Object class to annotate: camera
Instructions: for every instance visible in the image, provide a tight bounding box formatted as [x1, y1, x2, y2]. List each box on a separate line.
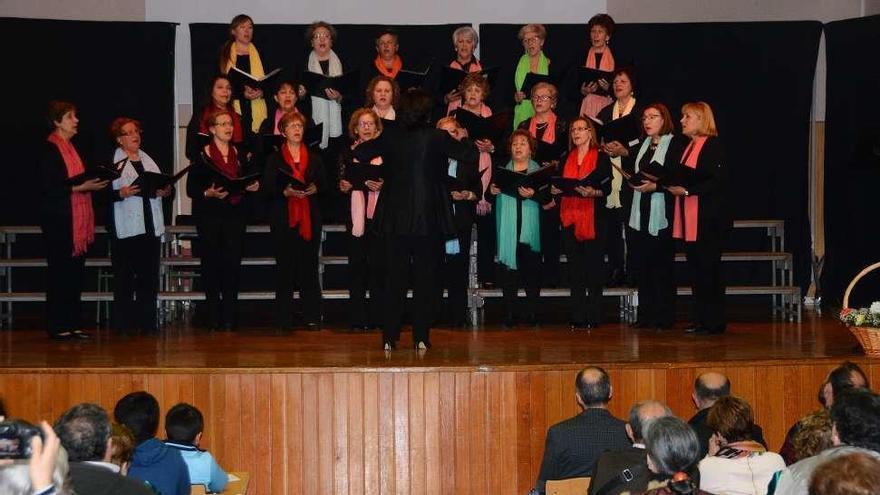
[0, 420, 44, 459]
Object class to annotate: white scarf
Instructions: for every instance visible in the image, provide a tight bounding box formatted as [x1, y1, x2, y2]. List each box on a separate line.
[308, 49, 343, 148]
[606, 97, 636, 209]
[111, 148, 165, 239]
[373, 105, 396, 121]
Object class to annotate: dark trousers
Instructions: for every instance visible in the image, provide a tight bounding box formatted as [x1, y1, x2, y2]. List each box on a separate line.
[500, 243, 542, 320]
[540, 206, 561, 286]
[384, 234, 440, 345]
[564, 227, 606, 324]
[348, 227, 385, 326]
[685, 226, 727, 330]
[273, 225, 322, 327]
[197, 212, 246, 328]
[633, 229, 675, 326]
[476, 211, 496, 285]
[442, 224, 473, 324]
[111, 234, 161, 333]
[45, 233, 85, 336]
[604, 206, 625, 276]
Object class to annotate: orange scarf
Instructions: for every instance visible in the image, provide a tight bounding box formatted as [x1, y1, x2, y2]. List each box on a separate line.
[48, 133, 94, 256]
[673, 136, 707, 242]
[374, 55, 403, 78]
[282, 142, 312, 241]
[560, 147, 598, 241]
[529, 112, 557, 144]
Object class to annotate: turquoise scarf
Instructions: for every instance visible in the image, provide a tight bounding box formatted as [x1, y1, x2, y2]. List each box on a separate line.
[496, 159, 541, 270]
[629, 134, 672, 236]
[513, 52, 549, 129]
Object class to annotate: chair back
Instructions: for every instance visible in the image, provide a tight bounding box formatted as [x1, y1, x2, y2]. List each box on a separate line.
[190, 484, 208, 495]
[545, 476, 592, 495]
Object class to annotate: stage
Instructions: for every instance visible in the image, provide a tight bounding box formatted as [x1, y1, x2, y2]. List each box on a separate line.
[1, 312, 876, 495]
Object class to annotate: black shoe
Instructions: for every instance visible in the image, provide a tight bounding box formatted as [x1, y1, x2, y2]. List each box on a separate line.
[689, 326, 725, 335]
[304, 321, 321, 331]
[49, 331, 73, 341]
[524, 314, 539, 327]
[70, 329, 92, 340]
[502, 316, 517, 329]
[630, 320, 652, 329]
[684, 325, 702, 333]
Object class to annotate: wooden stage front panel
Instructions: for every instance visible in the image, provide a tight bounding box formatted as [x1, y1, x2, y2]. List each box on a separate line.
[0, 316, 877, 495]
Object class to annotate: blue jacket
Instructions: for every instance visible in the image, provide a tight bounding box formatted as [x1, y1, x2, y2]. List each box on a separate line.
[128, 438, 191, 495]
[165, 441, 229, 493]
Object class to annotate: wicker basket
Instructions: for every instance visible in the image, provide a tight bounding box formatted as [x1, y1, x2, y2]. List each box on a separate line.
[843, 261, 880, 358]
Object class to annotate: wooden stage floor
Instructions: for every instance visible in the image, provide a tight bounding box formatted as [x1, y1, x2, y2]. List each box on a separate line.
[0, 311, 864, 371]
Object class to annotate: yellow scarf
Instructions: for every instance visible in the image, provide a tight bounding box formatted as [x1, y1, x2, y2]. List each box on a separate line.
[224, 43, 268, 133]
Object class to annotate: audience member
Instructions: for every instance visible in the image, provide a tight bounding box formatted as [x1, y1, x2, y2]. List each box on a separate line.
[779, 361, 869, 464]
[533, 366, 630, 494]
[114, 391, 191, 495]
[773, 389, 880, 494]
[808, 451, 880, 495]
[109, 422, 135, 475]
[54, 403, 152, 495]
[641, 416, 710, 495]
[589, 400, 672, 495]
[0, 420, 69, 495]
[688, 371, 766, 457]
[790, 410, 833, 463]
[698, 395, 784, 495]
[164, 403, 229, 493]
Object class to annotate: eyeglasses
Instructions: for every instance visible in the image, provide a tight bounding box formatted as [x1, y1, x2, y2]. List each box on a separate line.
[286, 123, 305, 130]
[533, 95, 554, 102]
[642, 114, 662, 122]
[312, 32, 331, 40]
[358, 121, 376, 128]
[570, 126, 589, 132]
[214, 121, 234, 127]
[522, 36, 541, 45]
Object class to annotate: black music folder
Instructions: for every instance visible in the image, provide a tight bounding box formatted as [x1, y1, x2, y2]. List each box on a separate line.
[592, 114, 641, 147]
[67, 165, 120, 186]
[565, 66, 614, 99]
[551, 168, 612, 196]
[450, 109, 509, 142]
[228, 66, 282, 94]
[493, 163, 555, 197]
[276, 167, 309, 191]
[131, 165, 192, 197]
[438, 65, 500, 95]
[519, 72, 556, 97]
[301, 69, 361, 100]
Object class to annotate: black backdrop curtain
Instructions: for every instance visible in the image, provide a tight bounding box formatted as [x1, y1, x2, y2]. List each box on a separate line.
[822, 15, 880, 308]
[189, 23, 467, 111]
[481, 22, 821, 290]
[0, 17, 176, 226]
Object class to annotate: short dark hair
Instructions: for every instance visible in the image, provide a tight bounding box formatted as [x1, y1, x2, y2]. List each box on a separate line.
[706, 395, 755, 443]
[397, 88, 434, 129]
[47, 100, 76, 127]
[54, 403, 111, 462]
[0, 397, 6, 417]
[575, 366, 612, 407]
[376, 27, 399, 45]
[613, 66, 637, 95]
[821, 361, 870, 407]
[509, 129, 538, 158]
[588, 14, 616, 37]
[165, 403, 204, 443]
[830, 389, 880, 452]
[694, 374, 730, 404]
[305, 21, 337, 45]
[113, 391, 160, 445]
[644, 416, 700, 477]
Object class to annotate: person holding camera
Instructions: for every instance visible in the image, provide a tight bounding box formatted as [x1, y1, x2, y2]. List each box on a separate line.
[0, 419, 68, 495]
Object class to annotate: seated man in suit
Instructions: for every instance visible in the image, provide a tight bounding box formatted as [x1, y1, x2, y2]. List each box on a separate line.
[54, 402, 153, 495]
[588, 400, 672, 495]
[688, 371, 765, 457]
[532, 366, 630, 494]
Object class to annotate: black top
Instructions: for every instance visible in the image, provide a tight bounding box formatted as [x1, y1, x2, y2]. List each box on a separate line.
[674, 135, 730, 236]
[69, 462, 154, 495]
[262, 149, 325, 235]
[517, 116, 569, 166]
[234, 55, 252, 98]
[630, 135, 689, 234]
[318, 59, 330, 75]
[371, 126, 479, 237]
[37, 140, 77, 250]
[184, 105, 252, 163]
[186, 147, 257, 218]
[446, 157, 482, 232]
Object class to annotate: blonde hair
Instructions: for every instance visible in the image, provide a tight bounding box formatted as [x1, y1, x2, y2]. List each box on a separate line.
[518, 24, 547, 41]
[681, 101, 718, 137]
[436, 116, 461, 130]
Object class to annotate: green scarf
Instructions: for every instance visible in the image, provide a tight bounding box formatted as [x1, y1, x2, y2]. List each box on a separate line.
[496, 159, 541, 270]
[513, 52, 549, 129]
[629, 134, 672, 236]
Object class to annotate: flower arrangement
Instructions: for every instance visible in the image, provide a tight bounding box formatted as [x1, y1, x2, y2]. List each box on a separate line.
[840, 302, 880, 327]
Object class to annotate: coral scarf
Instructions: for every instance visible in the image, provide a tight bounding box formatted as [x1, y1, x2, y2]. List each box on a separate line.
[580, 47, 615, 118]
[48, 133, 94, 256]
[374, 55, 403, 78]
[199, 105, 244, 144]
[208, 140, 241, 205]
[673, 136, 707, 242]
[283, 142, 312, 241]
[450, 58, 482, 73]
[529, 111, 557, 144]
[560, 147, 599, 241]
[224, 43, 268, 133]
[350, 147, 382, 238]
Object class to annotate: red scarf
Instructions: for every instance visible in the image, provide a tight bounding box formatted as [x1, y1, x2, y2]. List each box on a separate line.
[529, 112, 557, 144]
[199, 105, 244, 143]
[208, 140, 241, 205]
[560, 147, 599, 240]
[282, 142, 312, 241]
[673, 136, 707, 242]
[450, 58, 482, 73]
[47, 133, 95, 256]
[374, 55, 403, 78]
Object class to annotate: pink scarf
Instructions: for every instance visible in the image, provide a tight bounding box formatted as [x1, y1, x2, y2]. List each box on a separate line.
[447, 101, 494, 215]
[48, 133, 94, 256]
[673, 136, 707, 242]
[529, 112, 557, 144]
[350, 146, 383, 237]
[450, 58, 482, 73]
[580, 47, 615, 118]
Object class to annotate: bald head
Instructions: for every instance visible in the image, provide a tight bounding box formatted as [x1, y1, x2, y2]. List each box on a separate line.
[693, 372, 730, 410]
[575, 366, 612, 408]
[628, 400, 673, 443]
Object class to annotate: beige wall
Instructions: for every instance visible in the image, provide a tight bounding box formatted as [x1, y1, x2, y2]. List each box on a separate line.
[608, 0, 863, 22]
[0, 0, 145, 21]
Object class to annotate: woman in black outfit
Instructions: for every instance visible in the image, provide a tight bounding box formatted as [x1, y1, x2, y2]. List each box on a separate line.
[670, 101, 729, 335]
[107, 117, 173, 335]
[626, 103, 688, 331]
[186, 109, 260, 330]
[437, 117, 481, 327]
[219, 14, 269, 134]
[185, 75, 249, 163]
[38, 100, 108, 340]
[263, 112, 325, 330]
[550, 117, 611, 330]
[338, 108, 385, 331]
